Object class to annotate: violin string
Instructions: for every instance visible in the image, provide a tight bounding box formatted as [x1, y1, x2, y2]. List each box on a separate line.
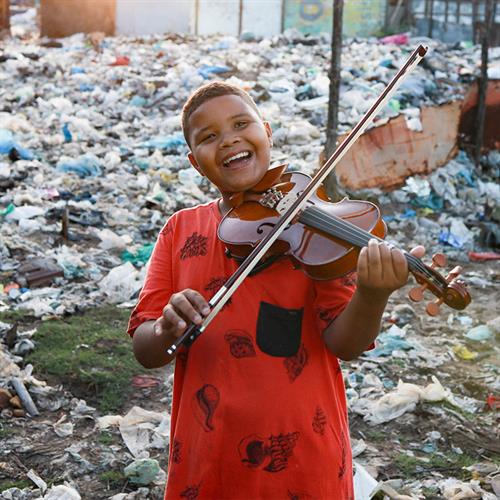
[302, 207, 439, 283]
[301, 207, 430, 276]
[301, 208, 435, 281]
[299, 206, 442, 286]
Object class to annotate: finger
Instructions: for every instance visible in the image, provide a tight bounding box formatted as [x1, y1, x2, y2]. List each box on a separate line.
[184, 289, 211, 316]
[157, 304, 185, 334]
[391, 248, 409, 283]
[367, 239, 382, 282]
[357, 245, 368, 282]
[378, 242, 392, 281]
[409, 245, 425, 258]
[170, 293, 203, 325]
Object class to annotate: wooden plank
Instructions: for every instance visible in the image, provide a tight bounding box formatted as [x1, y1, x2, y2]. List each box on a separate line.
[40, 0, 116, 38]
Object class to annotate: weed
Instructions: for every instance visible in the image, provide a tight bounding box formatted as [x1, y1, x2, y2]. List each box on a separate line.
[26, 306, 147, 413]
[98, 431, 115, 445]
[0, 479, 32, 491]
[100, 470, 126, 489]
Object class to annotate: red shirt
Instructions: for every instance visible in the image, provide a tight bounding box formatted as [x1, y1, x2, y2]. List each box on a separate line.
[128, 200, 357, 499]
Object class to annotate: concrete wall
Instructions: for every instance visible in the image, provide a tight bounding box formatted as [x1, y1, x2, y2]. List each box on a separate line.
[116, 0, 191, 36]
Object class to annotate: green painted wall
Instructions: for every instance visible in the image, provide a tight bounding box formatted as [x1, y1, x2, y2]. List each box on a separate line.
[283, 0, 386, 37]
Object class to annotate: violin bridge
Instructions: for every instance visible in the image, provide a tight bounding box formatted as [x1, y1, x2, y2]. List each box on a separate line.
[260, 188, 296, 214]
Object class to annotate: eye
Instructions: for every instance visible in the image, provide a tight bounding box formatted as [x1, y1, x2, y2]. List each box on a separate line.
[200, 132, 216, 143]
[235, 120, 248, 129]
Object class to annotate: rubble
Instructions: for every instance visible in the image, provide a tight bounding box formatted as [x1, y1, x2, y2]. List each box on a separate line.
[0, 6, 499, 500]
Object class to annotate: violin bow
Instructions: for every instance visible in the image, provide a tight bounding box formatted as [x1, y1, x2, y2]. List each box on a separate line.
[167, 45, 428, 355]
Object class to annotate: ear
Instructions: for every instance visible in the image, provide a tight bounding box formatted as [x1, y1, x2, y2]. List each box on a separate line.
[264, 121, 273, 146]
[188, 152, 205, 177]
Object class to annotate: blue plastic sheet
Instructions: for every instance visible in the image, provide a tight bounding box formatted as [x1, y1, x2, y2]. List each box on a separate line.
[56, 153, 103, 178]
[0, 129, 35, 160]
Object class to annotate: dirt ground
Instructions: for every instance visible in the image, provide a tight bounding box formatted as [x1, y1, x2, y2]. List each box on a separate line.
[1, 260, 499, 499]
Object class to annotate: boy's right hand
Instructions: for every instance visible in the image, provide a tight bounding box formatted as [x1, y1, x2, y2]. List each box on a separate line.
[154, 289, 211, 339]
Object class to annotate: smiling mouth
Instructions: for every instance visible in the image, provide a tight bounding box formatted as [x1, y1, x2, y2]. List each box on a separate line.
[222, 151, 253, 168]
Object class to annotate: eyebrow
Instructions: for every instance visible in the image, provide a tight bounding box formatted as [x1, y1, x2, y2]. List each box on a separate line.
[193, 113, 252, 139]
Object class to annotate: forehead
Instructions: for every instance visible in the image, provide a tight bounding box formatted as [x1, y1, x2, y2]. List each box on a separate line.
[189, 94, 258, 132]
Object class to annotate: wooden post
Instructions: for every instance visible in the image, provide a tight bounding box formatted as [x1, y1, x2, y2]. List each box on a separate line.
[427, 0, 434, 38]
[324, 0, 344, 201]
[474, 0, 495, 165]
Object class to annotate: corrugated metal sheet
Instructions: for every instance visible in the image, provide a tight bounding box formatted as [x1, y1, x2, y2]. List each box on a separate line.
[335, 101, 462, 190]
[459, 79, 500, 151]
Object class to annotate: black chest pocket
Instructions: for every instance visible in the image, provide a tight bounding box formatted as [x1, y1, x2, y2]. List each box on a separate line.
[256, 301, 304, 357]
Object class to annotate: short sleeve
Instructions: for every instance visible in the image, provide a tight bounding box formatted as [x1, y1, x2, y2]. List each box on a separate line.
[127, 219, 175, 336]
[313, 272, 357, 331]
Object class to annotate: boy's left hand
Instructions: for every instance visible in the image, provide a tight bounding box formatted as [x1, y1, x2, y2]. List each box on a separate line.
[356, 239, 425, 302]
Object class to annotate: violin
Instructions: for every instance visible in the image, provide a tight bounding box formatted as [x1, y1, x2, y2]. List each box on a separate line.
[166, 45, 471, 356]
[219, 164, 471, 316]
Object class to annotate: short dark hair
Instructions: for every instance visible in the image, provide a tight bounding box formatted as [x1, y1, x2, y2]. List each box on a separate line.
[182, 81, 261, 147]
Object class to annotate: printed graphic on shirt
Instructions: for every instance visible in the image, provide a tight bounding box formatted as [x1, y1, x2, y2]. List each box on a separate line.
[180, 482, 201, 499]
[192, 384, 220, 432]
[256, 302, 303, 357]
[239, 432, 300, 472]
[224, 330, 256, 358]
[312, 406, 327, 436]
[204, 276, 232, 306]
[180, 232, 208, 260]
[284, 343, 308, 382]
[172, 439, 181, 464]
[338, 430, 347, 479]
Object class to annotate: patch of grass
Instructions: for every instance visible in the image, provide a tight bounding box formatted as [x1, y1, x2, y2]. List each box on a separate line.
[0, 424, 11, 439]
[98, 431, 115, 445]
[364, 429, 386, 442]
[100, 469, 126, 489]
[0, 479, 32, 491]
[26, 306, 147, 413]
[0, 309, 34, 324]
[394, 451, 477, 479]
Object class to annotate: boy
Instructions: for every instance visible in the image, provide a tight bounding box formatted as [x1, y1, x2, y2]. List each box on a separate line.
[128, 81, 423, 499]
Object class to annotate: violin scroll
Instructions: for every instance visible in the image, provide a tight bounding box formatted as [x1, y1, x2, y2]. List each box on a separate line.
[409, 253, 471, 315]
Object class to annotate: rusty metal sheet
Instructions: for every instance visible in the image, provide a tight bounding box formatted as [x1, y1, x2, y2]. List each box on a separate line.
[335, 101, 462, 190]
[0, 0, 9, 31]
[40, 0, 116, 38]
[459, 79, 500, 151]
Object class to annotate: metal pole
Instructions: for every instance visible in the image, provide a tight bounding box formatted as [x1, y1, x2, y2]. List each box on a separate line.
[324, 0, 344, 201]
[474, 0, 495, 165]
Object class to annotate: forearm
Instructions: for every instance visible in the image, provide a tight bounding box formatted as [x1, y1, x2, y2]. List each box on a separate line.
[322, 288, 388, 361]
[132, 320, 176, 368]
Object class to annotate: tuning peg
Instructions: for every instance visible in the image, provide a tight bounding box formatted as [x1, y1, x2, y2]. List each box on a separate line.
[426, 298, 443, 316]
[409, 284, 426, 302]
[431, 253, 447, 268]
[446, 265, 462, 282]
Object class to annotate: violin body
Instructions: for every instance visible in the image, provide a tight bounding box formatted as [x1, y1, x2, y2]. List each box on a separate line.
[218, 171, 386, 280]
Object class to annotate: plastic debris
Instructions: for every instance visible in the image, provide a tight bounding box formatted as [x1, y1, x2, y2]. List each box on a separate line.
[124, 458, 162, 486]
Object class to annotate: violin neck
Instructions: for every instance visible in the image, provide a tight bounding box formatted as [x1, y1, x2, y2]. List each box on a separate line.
[299, 206, 419, 272]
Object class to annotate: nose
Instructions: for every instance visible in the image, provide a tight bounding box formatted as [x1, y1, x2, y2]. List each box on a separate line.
[220, 130, 240, 148]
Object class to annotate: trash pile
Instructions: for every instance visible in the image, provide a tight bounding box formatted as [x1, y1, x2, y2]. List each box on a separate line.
[1, 7, 499, 500]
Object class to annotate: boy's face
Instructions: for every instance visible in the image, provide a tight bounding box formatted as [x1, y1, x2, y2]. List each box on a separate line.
[187, 94, 272, 196]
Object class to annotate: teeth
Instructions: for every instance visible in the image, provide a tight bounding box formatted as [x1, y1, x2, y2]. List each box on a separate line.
[223, 151, 250, 165]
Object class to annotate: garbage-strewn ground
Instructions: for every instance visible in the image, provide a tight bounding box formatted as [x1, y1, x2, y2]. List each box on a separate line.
[0, 7, 499, 500]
